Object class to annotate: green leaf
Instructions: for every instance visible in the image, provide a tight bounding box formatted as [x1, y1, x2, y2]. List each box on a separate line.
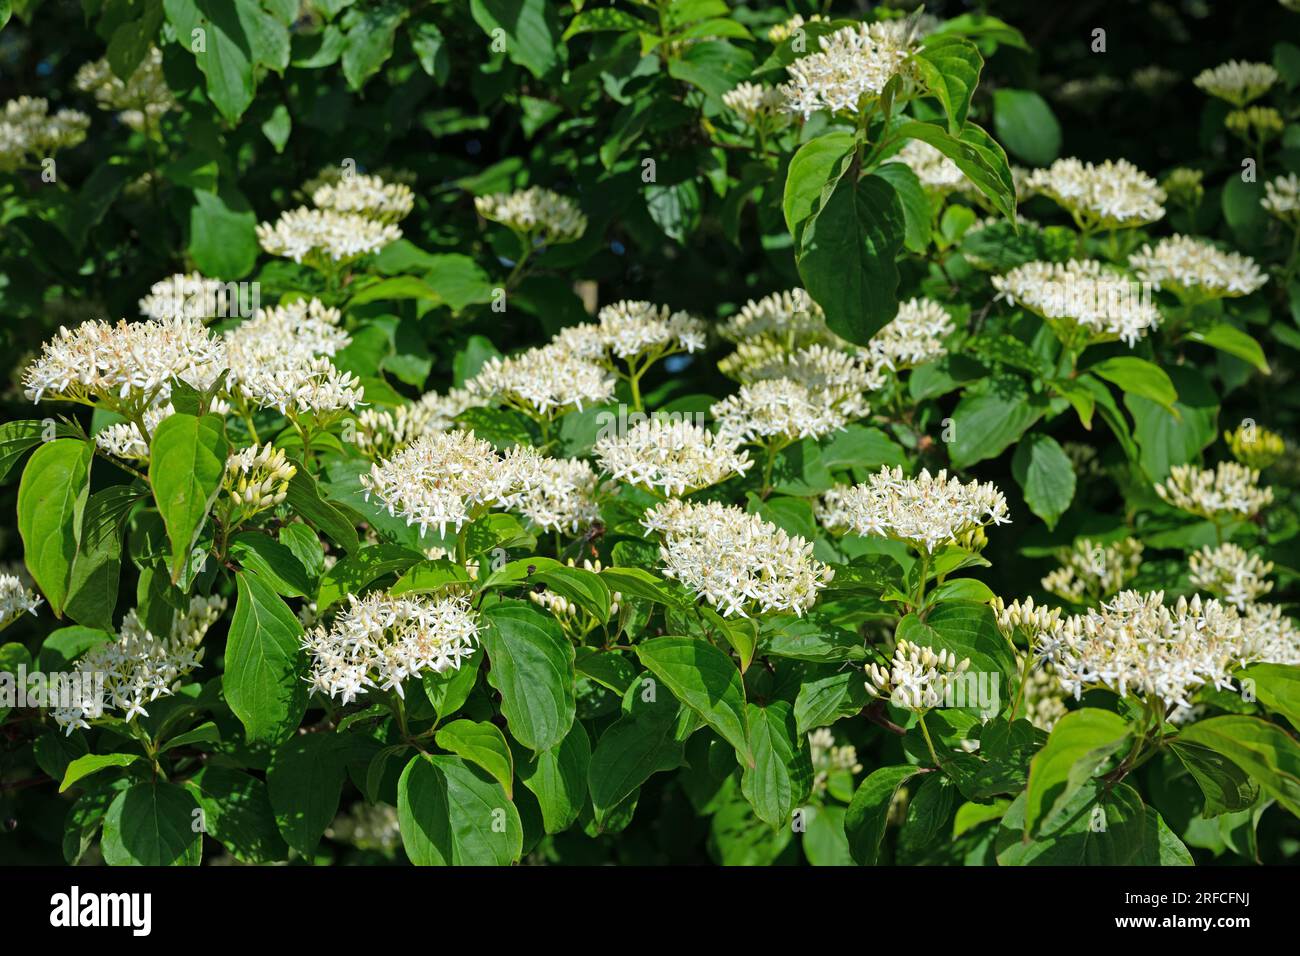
[60, 753, 143, 793]
[897, 602, 1015, 691]
[898, 773, 958, 859]
[187, 189, 258, 280]
[532, 565, 611, 621]
[1169, 740, 1260, 816]
[741, 701, 812, 828]
[422, 647, 482, 720]
[562, 7, 645, 39]
[101, 781, 202, 866]
[17, 438, 93, 617]
[798, 172, 906, 345]
[228, 531, 312, 598]
[65, 485, 139, 630]
[1176, 715, 1300, 818]
[149, 413, 229, 584]
[284, 466, 360, 554]
[316, 543, 423, 612]
[0, 420, 75, 483]
[434, 719, 515, 797]
[947, 375, 1045, 470]
[844, 765, 925, 865]
[518, 721, 590, 834]
[636, 636, 753, 765]
[666, 40, 753, 98]
[598, 567, 682, 607]
[397, 753, 522, 865]
[1011, 433, 1076, 530]
[874, 161, 932, 253]
[159, 720, 221, 753]
[794, 670, 871, 735]
[267, 733, 347, 857]
[991, 89, 1062, 166]
[1241, 663, 1300, 731]
[996, 781, 1152, 865]
[1186, 323, 1270, 374]
[1123, 365, 1218, 481]
[896, 121, 1016, 221]
[588, 693, 685, 823]
[163, 0, 287, 123]
[469, 0, 562, 78]
[340, 1, 406, 90]
[1090, 356, 1178, 412]
[184, 765, 287, 863]
[224, 569, 308, 746]
[915, 35, 983, 133]
[479, 600, 576, 753]
[782, 131, 855, 245]
[1024, 708, 1130, 837]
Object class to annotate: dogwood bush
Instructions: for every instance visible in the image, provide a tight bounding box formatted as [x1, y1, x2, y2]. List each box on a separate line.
[1, 1, 1298, 867]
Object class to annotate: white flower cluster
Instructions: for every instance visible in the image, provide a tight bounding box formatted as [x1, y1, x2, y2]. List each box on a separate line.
[1262, 173, 1300, 223]
[355, 387, 484, 459]
[138, 272, 241, 322]
[224, 443, 297, 518]
[768, 13, 825, 43]
[1129, 235, 1267, 299]
[474, 186, 586, 244]
[0, 96, 90, 172]
[558, 300, 707, 361]
[1018, 657, 1069, 732]
[991, 259, 1162, 347]
[94, 402, 175, 460]
[718, 289, 830, 346]
[302, 592, 480, 705]
[779, 21, 917, 119]
[503, 455, 601, 533]
[642, 499, 833, 617]
[73, 47, 175, 133]
[594, 418, 751, 496]
[864, 640, 972, 713]
[23, 315, 225, 409]
[52, 595, 226, 733]
[808, 728, 862, 797]
[711, 377, 860, 445]
[1193, 60, 1278, 105]
[1154, 462, 1274, 520]
[1026, 158, 1166, 229]
[886, 139, 968, 192]
[722, 82, 789, 125]
[312, 172, 414, 223]
[827, 467, 1011, 552]
[1041, 537, 1144, 605]
[1238, 603, 1300, 667]
[256, 206, 402, 268]
[992, 595, 1064, 640]
[360, 430, 543, 537]
[1188, 542, 1274, 609]
[467, 343, 615, 416]
[0, 574, 42, 630]
[730, 342, 884, 397]
[865, 298, 955, 371]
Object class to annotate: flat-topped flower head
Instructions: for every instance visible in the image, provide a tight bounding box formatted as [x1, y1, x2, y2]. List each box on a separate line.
[722, 82, 790, 126]
[1188, 542, 1274, 610]
[779, 21, 918, 119]
[886, 139, 968, 192]
[224, 443, 297, 519]
[1041, 537, 1143, 605]
[1129, 235, 1267, 299]
[138, 272, 245, 322]
[94, 401, 175, 460]
[730, 342, 883, 397]
[474, 186, 586, 244]
[1154, 462, 1273, 521]
[1237, 603, 1300, 667]
[51, 595, 225, 733]
[1193, 60, 1278, 106]
[256, 206, 401, 267]
[355, 387, 485, 459]
[561, 300, 707, 361]
[23, 316, 225, 409]
[642, 498, 833, 617]
[866, 298, 956, 371]
[594, 418, 751, 496]
[0, 96, 90, 171]
[501, 455, 601, 534]
[0, 574, 42, 631]
[808, 728, 862, 797]
[712, 377, 860, 446]
[1026, 158, 1165, 229]
[303, 592, 479, 704]
[833, 466, 1011, 553]
[1262, 173, 1300, 224]
[73, 48, 175, 132]
[1225, 422, 1286, 470]
[992, 595, 1064, 642]
[360, 430, 544, 538]
[992, 259, 1162, 347]
[312, 173, 414, 223]
[719, 288, 830, 345]
[226, 298, 349, 362]
[865, 640, 972, 713]
[467, 343, 615, 417]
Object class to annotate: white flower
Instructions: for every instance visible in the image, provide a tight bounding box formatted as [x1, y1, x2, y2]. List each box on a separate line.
[865, 640, 972, 713]
[501, 455, 602, 533]
[355, 388, 485, 459]
[719, 288, 829, 345]
[1237, 603, 1300, 666]
[831, 467, 1011, 552]
[594, 418, 751, 496]
[94, 402, 175, 460]
[0, 96, 89, 172]
[0, 574, 42, 630]
[992, 259, 1162, 347]
[73, 47, 175, 132]
[1188, 543, 1274, 610]
[312, 173, 414, 223]
[224, 443, 297, 517]
[474, 186, 586, 244]
[1026, 158, 1166, 229]
[1129, 235, 1267, 299]
[730, 343, 884, 397]
[360, 430, 544, 538]
[256, 206, 401, 266]
[303, 592, 479, 704]
[712, 377, 862, 445]
[808, 728, 861, 797]
[1041, 537, 1143, 605]
[779, 22, 917, 119]
[558, 300, 707, 361]
[722, 82, 789, 125]
[1154, 462, 1273, 520]
[1193, 60, 1278, 106]
[138, 272, 246, 322]
[642, 499, 833, 617]
[466, 343, 615, 416]
[865, 298, 955, 371]
[1262, 173, 1300, 223]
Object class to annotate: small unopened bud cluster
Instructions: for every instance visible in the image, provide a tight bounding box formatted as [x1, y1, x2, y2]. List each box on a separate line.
[1025, 158, 1166, 230]
[1225, 106, 1284, 143]
[722, 82, 789, 126]
[808, 727, 862, 797]
[225, 444, 297, 518]
[1225, 423, 1285, 470]
[474, 186, 586, 244]
[864, 640, 972, 713]
[1040, 537, 1143, 605]
[1154, 462, 1273, 521]
[1263, 173, 1300, 223]
[0, 96, 90, 172]
[312, 173, 414, 223]
[1128, 235, 1267, 300]
[1193, 60, 1278, 106]
[530, 560, 622, 621]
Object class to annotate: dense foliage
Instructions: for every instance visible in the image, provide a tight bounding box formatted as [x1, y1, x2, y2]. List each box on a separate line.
[1, 0, 1300, 867]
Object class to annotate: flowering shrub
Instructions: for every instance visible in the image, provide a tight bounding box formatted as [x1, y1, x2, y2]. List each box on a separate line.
[1, 1, 1299, 868]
